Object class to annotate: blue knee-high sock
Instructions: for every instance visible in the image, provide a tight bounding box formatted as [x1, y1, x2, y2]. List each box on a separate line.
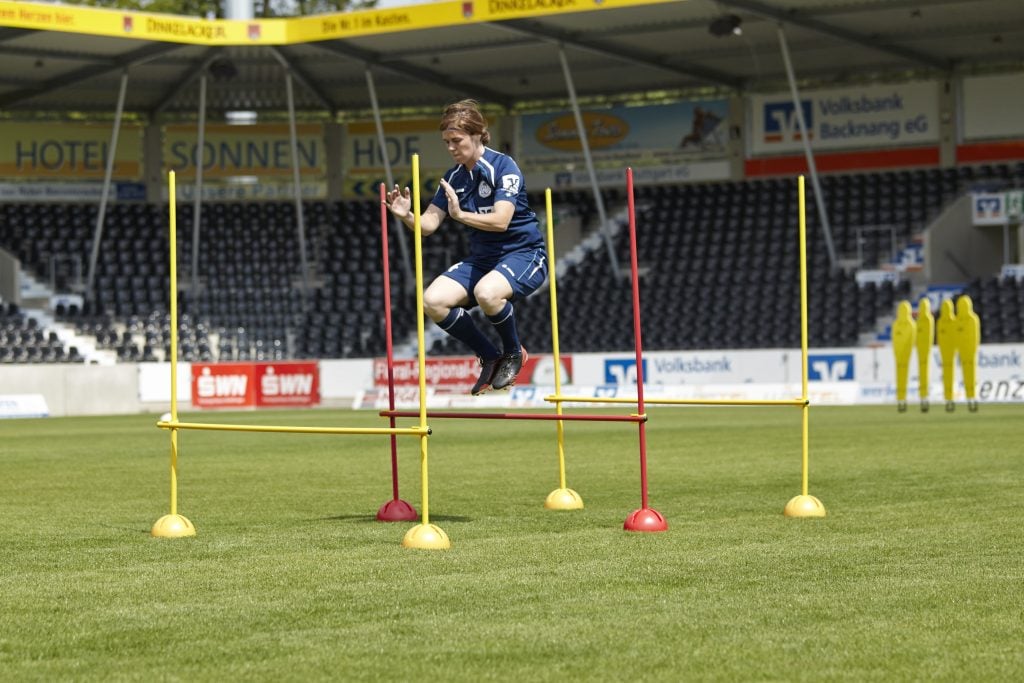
[487, 302, 521, 355]
[439, 308, 500, 360]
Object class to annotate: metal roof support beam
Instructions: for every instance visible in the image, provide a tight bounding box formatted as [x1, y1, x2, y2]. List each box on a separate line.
[268, 46, 315, 305]
[776, 24, 836, 271]
[557, 45, 621, 279]
[85, 69, 129, 303]
[722, 0, 952, 71]
[0, 42, 180, 109]
[190, 73, 208, 298]
[151, 48, 223, 117]
[492, 20, 744, 90]
[313, 41, 513, 109]
[283, 69, 312, 308]
[0, 27, 32, 43]
[269, 46, 336, 114]
[365, 66, 413, 292]
[0, 44, 117, 63]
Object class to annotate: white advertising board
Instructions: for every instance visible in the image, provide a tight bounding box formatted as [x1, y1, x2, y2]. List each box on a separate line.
[962, 73, 1024, 140]
[138, 344, 1024, 409]
[0, 394, 49, 418]
[749, 81, 939, 155]
[972, 191, 1024, 226]
[529, 159, 731, 189]
[137, 363, 192, 402]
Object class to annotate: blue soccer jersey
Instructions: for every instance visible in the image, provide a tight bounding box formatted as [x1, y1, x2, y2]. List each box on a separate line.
[430, 147, 544, 260]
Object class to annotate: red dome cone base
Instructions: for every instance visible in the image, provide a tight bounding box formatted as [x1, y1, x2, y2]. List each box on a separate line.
[376, 498, 418, 521]
[623, 507, 668, 532]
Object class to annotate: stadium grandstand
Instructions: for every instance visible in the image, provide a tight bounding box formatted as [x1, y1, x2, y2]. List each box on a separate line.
[1, 0, 1023, 375]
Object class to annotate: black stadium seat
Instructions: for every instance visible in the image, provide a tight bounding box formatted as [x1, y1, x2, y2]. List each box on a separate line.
[1, 166, 1022, 362]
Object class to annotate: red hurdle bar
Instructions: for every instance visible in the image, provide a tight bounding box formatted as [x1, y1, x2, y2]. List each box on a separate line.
[382, 410, 646, 423]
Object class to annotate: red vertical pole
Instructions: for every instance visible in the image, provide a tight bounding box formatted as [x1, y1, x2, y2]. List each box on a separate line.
[380, 183, 400, 501]
[626, 168, 649, 509]
[376, 183, 417, 521]
[623, 168, 667, 532]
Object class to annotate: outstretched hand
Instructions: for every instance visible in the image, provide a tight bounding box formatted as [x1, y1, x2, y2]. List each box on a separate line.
[384, 184, 412, 219]
[439, 179, 461, 219]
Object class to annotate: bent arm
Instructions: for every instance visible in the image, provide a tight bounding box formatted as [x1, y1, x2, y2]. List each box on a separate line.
[393, 203, 446, 236]
[450, 200, 514, 233]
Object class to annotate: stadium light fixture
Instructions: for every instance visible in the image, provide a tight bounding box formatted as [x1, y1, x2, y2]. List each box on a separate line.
[708, 14, 742, 37]
[225, 110, 258, 125]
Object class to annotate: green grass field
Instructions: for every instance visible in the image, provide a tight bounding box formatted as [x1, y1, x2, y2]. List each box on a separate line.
[2, 404, 1022, 681]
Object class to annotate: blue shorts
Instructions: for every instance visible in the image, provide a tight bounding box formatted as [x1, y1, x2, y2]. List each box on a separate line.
[440, 247, 548, 308]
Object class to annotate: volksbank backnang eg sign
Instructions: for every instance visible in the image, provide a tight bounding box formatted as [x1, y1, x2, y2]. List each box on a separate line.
[751, 81, 938, 155]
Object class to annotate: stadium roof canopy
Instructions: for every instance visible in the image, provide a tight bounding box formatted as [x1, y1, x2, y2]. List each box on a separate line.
[1, 0, 1023, 120]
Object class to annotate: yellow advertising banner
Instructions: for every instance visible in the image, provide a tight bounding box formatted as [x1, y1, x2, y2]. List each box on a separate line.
[0, 122, 143, 179]
[164, 123, 326, 179]
[286, 5, 464, 42]
[0, 0, 681, 45]
[345, 118, 457, 173]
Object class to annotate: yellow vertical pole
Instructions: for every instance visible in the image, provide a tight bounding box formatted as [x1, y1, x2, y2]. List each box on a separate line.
[412, 155, 430, 526]
[151, 171, 195, 537]
[545, 189, 568, 490]
[169, 170, 180, 516]
[401, 155, 450, 548]
[798, 175, 809, 497]
[541, 189, 583, 511]
[783, 174, 824, 518]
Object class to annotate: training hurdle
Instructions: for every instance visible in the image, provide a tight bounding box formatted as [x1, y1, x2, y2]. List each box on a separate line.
[153, 166, 450, 550]
[547, 174, 826, 518]
[381, 171, 667, 532]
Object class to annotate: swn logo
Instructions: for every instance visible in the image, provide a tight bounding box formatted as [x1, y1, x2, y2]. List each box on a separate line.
[257, 362, 319, 406]
[605, 359, 647, 385]
[808, 354, 855, 381]
[261, 367, 314, 397]
[197, 367, 248, 397]
[763, 100, 814, 143]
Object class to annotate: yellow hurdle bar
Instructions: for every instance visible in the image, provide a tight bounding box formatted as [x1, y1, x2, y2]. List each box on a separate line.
[544, 395, 807, 407]
[157, 421, 429, 436]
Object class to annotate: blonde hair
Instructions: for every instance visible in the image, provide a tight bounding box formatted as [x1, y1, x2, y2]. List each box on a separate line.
[439, 99, 491, 145]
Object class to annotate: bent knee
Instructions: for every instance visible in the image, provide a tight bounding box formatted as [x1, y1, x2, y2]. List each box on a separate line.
[473, 282, 508, 309]
[422, 291, 452, 320]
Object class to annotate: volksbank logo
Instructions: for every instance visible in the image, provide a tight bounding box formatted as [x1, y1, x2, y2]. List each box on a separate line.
[974, 195, 1005, 220]
[764, 101, 813, 143]
[808, 354, 854, 381]
[605, 359, 646, 385]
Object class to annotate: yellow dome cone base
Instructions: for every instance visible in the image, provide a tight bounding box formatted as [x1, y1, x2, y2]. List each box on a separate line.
[402, 523, 451, 550]
[545, 488, 584, 510]
[784, 495, 827, 518]
[151, 514, 196, 538]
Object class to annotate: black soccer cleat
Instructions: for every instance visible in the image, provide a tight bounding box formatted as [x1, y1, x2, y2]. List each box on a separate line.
[471, 355, 501, 396]
[491, 347, 528, 391]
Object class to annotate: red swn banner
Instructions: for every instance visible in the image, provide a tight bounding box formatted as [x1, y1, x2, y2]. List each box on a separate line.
[374, 355, 572, 388]
[192, 362, 319, 408]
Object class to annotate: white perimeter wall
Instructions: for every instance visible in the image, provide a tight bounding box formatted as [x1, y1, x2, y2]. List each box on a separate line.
[2, 344, 1023, 417]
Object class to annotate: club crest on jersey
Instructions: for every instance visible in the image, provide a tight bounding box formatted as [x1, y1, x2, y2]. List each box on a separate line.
[477, 181, 492, 198]
[501, 174, 521, 195]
